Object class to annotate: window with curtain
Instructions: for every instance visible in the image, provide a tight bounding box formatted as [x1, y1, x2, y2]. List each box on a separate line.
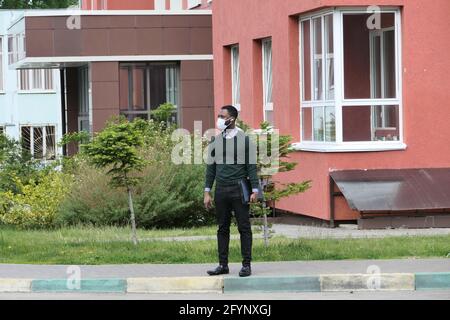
[262, 38, 273, 125]
[231, 45, 240, 110]
[18, 69, 54, 91]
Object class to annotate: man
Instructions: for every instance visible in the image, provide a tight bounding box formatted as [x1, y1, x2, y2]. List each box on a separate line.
[204, 105, 259, 277]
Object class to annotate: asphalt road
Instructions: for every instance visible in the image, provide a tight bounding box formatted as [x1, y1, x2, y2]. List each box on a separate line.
[0, 290, 449, 300]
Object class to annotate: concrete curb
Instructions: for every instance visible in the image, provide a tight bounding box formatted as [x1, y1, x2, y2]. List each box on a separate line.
[224, 276, 320, 293]
[320, 273, 415, 292]
[415, 272, 450, 291]
[31, 279, 126, 293]
[0, 279, 32, 293]
[1, 272, 449, 293]
[127, 277, 223, 294]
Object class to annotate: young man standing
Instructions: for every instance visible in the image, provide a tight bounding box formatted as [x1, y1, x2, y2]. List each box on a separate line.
[204, 105, 259, 277]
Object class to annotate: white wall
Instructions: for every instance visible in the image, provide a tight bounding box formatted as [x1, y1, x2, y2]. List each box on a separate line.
[0, 11, 63, 156]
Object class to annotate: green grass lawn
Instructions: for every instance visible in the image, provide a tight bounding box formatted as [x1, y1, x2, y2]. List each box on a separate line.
[0, 225, 239, 241]
[0, 227, 449, 265]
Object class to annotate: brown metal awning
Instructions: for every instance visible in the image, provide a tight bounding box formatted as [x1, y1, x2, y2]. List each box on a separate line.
[330, 168, 450, 213]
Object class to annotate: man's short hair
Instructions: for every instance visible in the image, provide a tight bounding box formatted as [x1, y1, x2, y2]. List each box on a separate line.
[221, 105, 239, 119]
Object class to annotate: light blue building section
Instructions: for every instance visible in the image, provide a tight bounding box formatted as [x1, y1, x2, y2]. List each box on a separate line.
[0, 10, 63, 156]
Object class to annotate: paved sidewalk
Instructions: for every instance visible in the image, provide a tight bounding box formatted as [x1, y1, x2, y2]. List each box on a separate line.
[115, 224, 450, 243]
[0, 258, 448, 279]
[270, 224, 450, 239]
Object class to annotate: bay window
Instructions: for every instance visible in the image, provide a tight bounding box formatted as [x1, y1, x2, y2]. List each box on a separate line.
[262, 38, 273, 125]
[299, 8, 403, 152]
[231, 45, 240, 110]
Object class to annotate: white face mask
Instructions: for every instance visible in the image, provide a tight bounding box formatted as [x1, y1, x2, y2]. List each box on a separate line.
[216, 118, 228, 130]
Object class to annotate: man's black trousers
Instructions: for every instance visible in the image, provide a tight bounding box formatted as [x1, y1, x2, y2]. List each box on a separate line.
[214, 183, 252, 266]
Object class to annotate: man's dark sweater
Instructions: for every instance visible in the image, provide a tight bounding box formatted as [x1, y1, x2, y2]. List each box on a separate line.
[205, 129, 259, 190]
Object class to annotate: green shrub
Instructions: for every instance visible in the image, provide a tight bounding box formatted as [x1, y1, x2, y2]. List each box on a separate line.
[0, 134, 41, 194]
[57, 119, 214, 229]
[56, 157, 129, 227]
[135, 161, 213, 228]
[0, 172, 72, 229]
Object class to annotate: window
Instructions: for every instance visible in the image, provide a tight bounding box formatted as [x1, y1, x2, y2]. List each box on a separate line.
[0, 36, 4, 92]
[119, 63, 179, 122]
[231, 45, 240, 110]
[188, 0, 202, 9]
[21, 125, 57, 160]
[299, 8, 402, 151]
[8, 33, 25, 65]
[18, 69, 54, 92]
[78, 67, 90, 133]
[301, 13, 335, 143]
[262, 39, 273, 125]
[170, 0, 183, 10]
[89, 0, 108, 9]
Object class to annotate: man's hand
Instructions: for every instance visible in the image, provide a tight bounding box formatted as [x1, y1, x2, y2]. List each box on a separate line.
[204, 192, 213, 209]
[250, 193, 258, 203]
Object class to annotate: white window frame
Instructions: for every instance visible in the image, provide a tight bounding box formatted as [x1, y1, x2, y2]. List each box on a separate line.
[370, 27, 397, 131]
[155, 0, 166, 10]
[188, 0, 202, 9]
[262, 38, 273, 123]
[90, 0, 108, 10]
[297, 7, 405, 152]
[20, 124, 58, 161]
[7, 33, 25, 65]
[170, 0, 183, 11]
[231, 45, 241, 111]
[17, 69, 56, 93]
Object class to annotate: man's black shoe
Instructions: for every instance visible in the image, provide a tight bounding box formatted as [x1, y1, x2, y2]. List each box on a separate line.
[207, 265, 229, 276]
[239, 265, 252, 277]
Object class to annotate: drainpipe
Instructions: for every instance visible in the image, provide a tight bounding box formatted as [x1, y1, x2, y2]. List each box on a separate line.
[329, 176, 335, 228]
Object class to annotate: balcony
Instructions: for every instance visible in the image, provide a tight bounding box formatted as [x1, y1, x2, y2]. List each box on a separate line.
[7, 9, 212, 70]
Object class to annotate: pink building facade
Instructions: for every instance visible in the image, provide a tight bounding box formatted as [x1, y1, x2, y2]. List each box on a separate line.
[212, 0, 450, 227]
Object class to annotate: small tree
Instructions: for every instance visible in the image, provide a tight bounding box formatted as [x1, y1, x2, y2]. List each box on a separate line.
[150, 103, 176, 127]
[238, 120, 312, 247]
[82, 117, 145, 245]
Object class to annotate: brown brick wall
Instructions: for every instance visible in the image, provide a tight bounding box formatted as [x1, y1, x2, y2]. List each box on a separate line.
[180, 60, 214, 133]
[25, 15, 212, 57]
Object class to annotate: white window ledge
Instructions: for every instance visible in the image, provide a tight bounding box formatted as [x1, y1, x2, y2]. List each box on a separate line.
[291, 142, 407, 153]
[17, 90, 57, 95]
